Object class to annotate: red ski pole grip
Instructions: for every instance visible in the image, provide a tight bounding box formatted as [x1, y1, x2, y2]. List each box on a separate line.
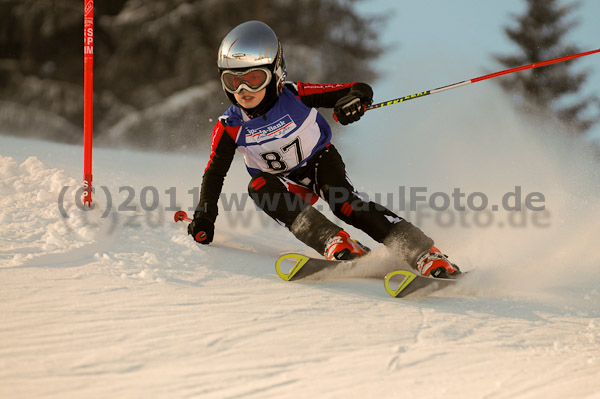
[195, 231, 208, 242]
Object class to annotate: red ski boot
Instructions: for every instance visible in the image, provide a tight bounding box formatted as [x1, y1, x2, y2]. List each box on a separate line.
[325, 230, 369, 261]
[416, 246, 461, 278]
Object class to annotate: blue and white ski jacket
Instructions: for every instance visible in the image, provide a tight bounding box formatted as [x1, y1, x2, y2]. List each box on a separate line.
[197, 81, 372, 222]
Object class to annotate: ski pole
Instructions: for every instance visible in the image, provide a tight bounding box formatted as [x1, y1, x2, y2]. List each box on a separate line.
[174, 210, 209, 242]
[334, 48, 600, 120]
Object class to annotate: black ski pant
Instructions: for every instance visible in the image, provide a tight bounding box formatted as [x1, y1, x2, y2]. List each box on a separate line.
[248, 145, 433, 264]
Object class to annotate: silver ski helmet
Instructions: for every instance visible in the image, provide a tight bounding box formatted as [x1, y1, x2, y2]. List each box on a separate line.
[217, 21, 287, 111]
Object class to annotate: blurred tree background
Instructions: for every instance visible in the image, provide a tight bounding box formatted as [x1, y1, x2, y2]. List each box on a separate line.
[0, 0, 385, 151]
[494, 0, 599, 134]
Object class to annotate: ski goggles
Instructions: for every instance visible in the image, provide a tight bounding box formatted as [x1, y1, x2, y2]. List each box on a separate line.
[220, 68, 272, 94]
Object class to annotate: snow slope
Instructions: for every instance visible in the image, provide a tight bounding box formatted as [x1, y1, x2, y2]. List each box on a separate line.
[2, 88, 600, 398]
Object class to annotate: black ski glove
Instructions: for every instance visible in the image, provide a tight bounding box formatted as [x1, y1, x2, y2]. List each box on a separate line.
[188, 216, 215, 245]
[333, 83, 373, 125]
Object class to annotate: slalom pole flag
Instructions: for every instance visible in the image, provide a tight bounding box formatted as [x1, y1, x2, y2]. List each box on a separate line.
[334, 48, 600, 120]
[83, 0, 94, 207]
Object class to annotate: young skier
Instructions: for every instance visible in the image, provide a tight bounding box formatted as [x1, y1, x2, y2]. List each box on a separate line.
[188, 20, 460, 278]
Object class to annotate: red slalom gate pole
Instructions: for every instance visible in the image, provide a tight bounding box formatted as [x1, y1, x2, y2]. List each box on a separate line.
[82, 0, 94, 207]
[333, 48, 600, 120]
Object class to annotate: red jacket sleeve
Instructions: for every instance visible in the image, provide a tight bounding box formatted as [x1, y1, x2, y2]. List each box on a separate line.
[294, 82, 373, 108]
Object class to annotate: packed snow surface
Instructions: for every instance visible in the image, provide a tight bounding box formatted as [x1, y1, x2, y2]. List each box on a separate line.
[2, 90, 600, 398]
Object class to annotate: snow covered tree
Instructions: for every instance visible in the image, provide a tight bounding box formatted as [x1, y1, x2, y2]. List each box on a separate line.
[494, 0, 599, 133]
[0, 0, 386, 150]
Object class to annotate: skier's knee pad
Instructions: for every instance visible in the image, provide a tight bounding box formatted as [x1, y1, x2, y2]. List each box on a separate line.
[247, 172, 284, 195]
